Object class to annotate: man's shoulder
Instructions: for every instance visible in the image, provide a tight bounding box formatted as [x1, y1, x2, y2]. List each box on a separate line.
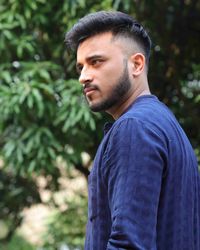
[107, 95, 179, 142]
[114, 95, 162, 124]
[124, 95, 170, 119]
[118, 95, 175, 128]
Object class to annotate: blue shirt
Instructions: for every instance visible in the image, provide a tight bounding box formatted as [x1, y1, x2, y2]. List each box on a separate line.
[85, 95, 200, 250]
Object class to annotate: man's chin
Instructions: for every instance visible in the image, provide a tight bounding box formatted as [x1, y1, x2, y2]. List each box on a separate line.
[90, 104, 103, 112]
[89, 101, 105, 112]
[89, 100, 115, 113]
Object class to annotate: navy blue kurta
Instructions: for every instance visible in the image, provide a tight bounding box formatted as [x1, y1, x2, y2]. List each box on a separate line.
[85, 95, 200, 250]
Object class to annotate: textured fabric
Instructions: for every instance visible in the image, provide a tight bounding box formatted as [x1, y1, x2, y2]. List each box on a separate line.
[84, 95, 200, 250]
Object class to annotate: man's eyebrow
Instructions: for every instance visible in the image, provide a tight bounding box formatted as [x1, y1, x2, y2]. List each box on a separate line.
[78, 54, 106, 64]
[87, 54, 105, 60]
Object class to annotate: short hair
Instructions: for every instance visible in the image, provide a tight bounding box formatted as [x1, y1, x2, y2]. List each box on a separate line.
[65, 11, 152, 66]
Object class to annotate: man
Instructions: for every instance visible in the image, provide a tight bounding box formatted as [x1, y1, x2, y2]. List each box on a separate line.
[65, 11, 200, 250]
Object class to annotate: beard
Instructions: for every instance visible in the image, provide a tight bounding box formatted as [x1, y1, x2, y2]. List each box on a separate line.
[86, 62, 131, 112]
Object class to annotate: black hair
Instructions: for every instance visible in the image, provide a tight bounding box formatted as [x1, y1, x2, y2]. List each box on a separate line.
[65, 11, 152, 66]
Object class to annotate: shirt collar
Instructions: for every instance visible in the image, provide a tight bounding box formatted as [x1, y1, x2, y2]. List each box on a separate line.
[103, 122, 113, 135]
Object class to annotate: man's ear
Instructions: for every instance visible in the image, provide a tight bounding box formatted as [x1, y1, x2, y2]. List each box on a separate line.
[130, 53, 146, 77]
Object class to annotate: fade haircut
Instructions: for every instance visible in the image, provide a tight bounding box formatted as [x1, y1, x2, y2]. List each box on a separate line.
[65, 11, 152, 67]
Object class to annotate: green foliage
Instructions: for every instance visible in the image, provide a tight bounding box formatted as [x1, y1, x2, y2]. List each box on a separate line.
[0, 0, 107, 177]
[0, 0, 109, 247]
[42, 194, 87, 250]
[0, 68, 99, 175]
[0, 0, 199, 248]
[0, 234, 35, 250]
[0, 169, 41, 242]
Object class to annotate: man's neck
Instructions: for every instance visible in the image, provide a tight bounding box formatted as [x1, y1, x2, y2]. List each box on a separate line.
[106, 89, 151, 120]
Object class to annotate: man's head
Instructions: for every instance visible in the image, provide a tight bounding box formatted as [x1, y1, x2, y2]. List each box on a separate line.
[65, 11, 152, 118]
[65, 11, 151, 66]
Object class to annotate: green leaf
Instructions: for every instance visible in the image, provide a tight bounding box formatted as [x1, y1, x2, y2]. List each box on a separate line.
[27, 94, 34, 108]
[4, 141, 16, 158]
[1, 71, 12, 83]
[3, 30, 13, 40]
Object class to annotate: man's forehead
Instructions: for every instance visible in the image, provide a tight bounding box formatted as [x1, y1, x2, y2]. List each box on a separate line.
[78, 32, 113, 49]
[76, 31, 138, 61]
[77, 32, 116, 60]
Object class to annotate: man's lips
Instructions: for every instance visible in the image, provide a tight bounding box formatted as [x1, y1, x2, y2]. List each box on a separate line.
[83, 86, 98, 95]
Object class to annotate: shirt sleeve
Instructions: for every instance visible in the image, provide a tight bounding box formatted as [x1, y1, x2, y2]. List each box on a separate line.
[102, 118, 167, 250]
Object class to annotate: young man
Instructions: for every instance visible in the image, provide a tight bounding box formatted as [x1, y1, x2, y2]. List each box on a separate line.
[65, 11, 200, 250]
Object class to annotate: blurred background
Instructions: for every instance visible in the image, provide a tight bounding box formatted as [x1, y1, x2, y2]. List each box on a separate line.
[0, 0, 199, 249]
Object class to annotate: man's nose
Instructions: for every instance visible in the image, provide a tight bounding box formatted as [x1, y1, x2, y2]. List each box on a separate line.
[79, 68, 93, 85]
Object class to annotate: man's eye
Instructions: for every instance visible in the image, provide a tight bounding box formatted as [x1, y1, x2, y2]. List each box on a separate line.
[91, 59, 102, 65]
[76, 65, 83, 74]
